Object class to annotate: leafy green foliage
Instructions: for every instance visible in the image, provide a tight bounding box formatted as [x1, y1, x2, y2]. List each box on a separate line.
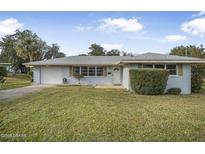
[0, 67, 7, 88]
[0, 67, 7, 77]
[15, 30, 48, 62]
[88, 43, 106, 56]
[170, 45, 205, 92]
[44, 43, 65, 59]
[78, 54, 87, 56]
[106, 49, 121, 56]
[191, 65, 205, 92]
[106, 49, 134, 56]
[82, 43, 134, 56]
[27, 70, 33, 82]
[0, 34, 25, 72]
[166, 88, 181, 95]
[0, 76, 6, 88]
[0, 30, 66, 72]
[73, 73, 84, 84]
[170, 45, 205, 58]
[130, 69, 169, 95]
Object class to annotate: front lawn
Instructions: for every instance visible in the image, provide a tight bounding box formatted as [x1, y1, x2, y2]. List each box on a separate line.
[0, 86, 205, 141]
[0, 74, 31, 90]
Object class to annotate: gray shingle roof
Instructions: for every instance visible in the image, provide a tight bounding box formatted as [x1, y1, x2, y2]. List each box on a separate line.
[24, 56, 132, 66]
[24, 53, 205, 66]
[121, 52, 205, 62]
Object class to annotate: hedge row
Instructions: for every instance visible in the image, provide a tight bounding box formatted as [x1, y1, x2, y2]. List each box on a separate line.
[166, 88, 181, 95]
[129, 69, 169, 95]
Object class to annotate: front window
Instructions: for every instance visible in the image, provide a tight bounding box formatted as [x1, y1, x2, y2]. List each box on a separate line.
[88, 67, 96, 76]
[97, 67, 104, 76]
[138, 64, 177, 75]
[143, 64, 153, 68]
[154, 64, 165, 69]
[72, 66, 105, 77]
[73, 66, 80, 75]
[138, 64, 142, 68]
[81, 66, 88, 76]
[166, 64, 177, 75]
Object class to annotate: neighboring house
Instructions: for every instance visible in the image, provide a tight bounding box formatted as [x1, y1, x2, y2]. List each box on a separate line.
[0, 63, 12, 72]
[24, 53, 205, 94]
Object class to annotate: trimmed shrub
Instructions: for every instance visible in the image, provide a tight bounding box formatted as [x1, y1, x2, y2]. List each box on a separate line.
[166, 88, 181, 95]
[130, 69, 169, 95]
[27, 70, 33, 82]
[0, 67, 7, 77]
[191, 64, 205, 93]
[0, 76, 6, 88]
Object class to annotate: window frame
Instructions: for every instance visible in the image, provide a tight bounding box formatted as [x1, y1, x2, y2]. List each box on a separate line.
[81, 66, 88, 76]
[96, 66, 104, 76]
[154, 64, 165, 69]
[142, 64, 154, 68]
[72, 66, 104, 77]
[139, 64, 178, 76]
[166, 64, 177, 76]
[72, 66, 80, 75]
[88, 66, 96, 76]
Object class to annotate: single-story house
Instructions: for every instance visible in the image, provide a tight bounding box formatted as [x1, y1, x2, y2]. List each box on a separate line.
[24, 52, 205, 94]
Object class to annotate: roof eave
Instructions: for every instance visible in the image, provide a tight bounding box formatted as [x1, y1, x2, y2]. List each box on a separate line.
[120, 61, 205, 64]
[24, 64, 121, 67]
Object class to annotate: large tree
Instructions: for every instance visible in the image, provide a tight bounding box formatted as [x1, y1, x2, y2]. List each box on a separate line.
[106, 49, 121, 56]
[14, 30, 47, 62]
[170, 45, 205, 92]
[106, 49, 134, 56]
[44, 43, 65, 59]
[170, 45, 205, 58]
[0, 29, 66, 73]
[88, 43, 106, 56]
[0, 34, 24, 72]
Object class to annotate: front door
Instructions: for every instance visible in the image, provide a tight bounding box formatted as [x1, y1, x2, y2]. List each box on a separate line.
[113, 67, 121, 85]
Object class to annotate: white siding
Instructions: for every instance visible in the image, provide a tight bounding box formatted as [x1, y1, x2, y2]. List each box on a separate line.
[122, 65, 130, 90]
[61, 67, 69, 78]
[68, 76, 113, 85]
[32, 67, 40, 84]
[166, 76, 183, 92]
[122, 64, 139, 90]
[166, 64, 191, 94]
[182, 64, 191, 94]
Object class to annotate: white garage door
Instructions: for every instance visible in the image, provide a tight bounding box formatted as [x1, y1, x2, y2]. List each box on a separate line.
[41, 67, 62, 84]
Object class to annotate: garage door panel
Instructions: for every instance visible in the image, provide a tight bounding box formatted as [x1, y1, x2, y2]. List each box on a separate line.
[41, 67, 62, 84]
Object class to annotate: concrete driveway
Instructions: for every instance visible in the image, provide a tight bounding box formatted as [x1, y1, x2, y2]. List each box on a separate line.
[0, 85, 55, 101]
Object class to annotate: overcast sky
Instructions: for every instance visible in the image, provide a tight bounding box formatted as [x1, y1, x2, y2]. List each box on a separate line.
[0, 11, 205, 56]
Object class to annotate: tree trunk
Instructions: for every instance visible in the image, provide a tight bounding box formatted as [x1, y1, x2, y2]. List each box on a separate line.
[30, 56, 33, 62]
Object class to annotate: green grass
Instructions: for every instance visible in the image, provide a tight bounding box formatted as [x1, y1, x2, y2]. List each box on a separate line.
[0, 74, 31, 90]
[1, 86, 205, 141]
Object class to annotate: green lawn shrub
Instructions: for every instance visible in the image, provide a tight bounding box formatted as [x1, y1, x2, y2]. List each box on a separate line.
[0, 67, 7, 77]
[191, 65, 205, 93]
[166, 88, 181, 95]
[130, 68, 169, 95]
